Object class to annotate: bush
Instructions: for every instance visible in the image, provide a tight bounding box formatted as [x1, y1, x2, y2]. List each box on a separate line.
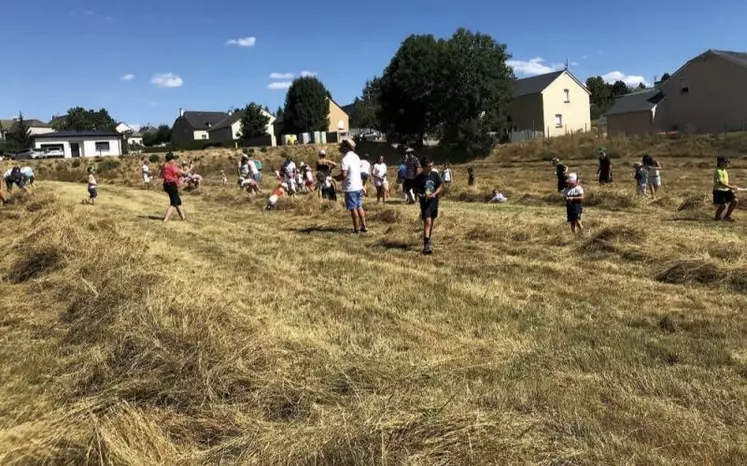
[98, 159, 121, 173]
[149, 154, 161, 163]
[71, 159, 81, 168]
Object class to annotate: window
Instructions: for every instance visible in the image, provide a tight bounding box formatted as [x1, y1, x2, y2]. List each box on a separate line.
[680, 80, 689, 94]
[95, 141, 110, 152]
[563, 89, 570, 103]
[201, 134, 207, 140]
[555, 114, 563, 128]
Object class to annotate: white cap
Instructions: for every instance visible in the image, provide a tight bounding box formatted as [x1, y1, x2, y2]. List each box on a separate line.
[318, 150, 326, 156]
[567, 173, 578, 182]
[280, 182, 289, 189]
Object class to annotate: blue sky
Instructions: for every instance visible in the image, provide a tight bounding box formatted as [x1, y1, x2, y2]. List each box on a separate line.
[1, 0, 745, 129]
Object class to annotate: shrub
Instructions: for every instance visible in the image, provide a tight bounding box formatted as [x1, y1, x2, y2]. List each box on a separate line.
[149, 154, 161, 163]
[98, 159, 121, 173]
[71, 159, 81, 168]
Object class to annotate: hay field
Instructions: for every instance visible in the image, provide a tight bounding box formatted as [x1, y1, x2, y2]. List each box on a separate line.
[1, 139, 747, 464]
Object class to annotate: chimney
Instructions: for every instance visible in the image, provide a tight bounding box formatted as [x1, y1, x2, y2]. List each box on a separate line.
[179, 108, 185, 117]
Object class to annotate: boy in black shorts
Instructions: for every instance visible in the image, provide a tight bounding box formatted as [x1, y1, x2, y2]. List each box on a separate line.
[713, 155, 738, 221]
[414, 156, 443, 255]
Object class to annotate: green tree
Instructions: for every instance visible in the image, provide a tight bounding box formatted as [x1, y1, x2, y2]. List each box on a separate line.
[283, 77, 330, 133]
[611, 80, 630, 98]
[240, 103, 271, 139]
[436, 28, 514, 156]
[142, 124, 172, 146]
[378, 34, 443, 145]
[7, 113, 31, 149]
[660, 72, 671, 82]
[275, 106, 283, 118]
[351, 77, 382, 130]
[52, 107, 118, 131]
[637, 82, 646, 90]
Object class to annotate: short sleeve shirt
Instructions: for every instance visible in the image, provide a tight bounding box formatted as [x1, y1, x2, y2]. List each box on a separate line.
[405, 155, 420, 180]
[714, 168, 729, 191]
[341, 151, 363, 192]
[415, 169, 443, 209]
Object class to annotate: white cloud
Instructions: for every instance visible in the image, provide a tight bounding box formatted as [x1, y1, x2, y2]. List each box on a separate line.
[121, 73, 135, 81]
[300, 70, 317, 77]
[226, 37, 256, 47]
[150, 73, 183, 89]
[269, 72, 294, 79]
[507, 57, 564, 76]
[602, 71, 648, 87]
[268, 82, 292, 90]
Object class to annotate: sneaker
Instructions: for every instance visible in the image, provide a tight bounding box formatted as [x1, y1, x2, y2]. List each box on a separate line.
[423, 243, 433, 255]
[360, 226, 368, 234]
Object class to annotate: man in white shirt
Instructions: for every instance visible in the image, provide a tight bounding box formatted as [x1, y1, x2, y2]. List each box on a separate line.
[337, 138, 368, 233]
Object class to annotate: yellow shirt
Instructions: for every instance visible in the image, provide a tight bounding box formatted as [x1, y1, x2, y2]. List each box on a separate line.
[714, 168, 730, 191]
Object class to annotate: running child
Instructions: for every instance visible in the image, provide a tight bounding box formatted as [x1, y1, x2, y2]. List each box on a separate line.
[713, 155, 738, 221]
[562, 173, 584, 233]
[633, 162, 648, 196]
[414, 156, 443, 255]
[141, 159, 152, 189]
[85, 166, 98, 205]
[265, 182, 288, 210]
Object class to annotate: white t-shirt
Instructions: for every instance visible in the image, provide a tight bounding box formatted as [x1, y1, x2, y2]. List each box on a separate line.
[284, 161, 296, 176]
[3, 168, 11, 179]
[141, 164, 150, 174]
[442, 168, 452, 182]
[360, 160, 371, 176]
[249, 160, 259, 175]
[341, 151, 363, 192]
[489, 193, 507, 203]
[562, 185, 584, 197]
[372, 163, 387, 180]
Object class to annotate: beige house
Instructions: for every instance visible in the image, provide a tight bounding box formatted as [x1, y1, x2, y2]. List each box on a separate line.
[0, 118, 54, 140]
[509, 70, 591, 140]
[606, 88, 666, 136]
[605, 49, 747, 135]
[273, 98, 349, 135]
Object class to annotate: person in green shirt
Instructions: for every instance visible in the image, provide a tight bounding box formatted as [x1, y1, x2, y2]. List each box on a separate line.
[713, 155, 739, 221]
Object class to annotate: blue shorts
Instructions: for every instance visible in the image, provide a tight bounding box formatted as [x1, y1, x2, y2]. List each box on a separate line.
[88, 187, 98, 199]
[344, 190, 364, 210]
[252, 173, 261, 183]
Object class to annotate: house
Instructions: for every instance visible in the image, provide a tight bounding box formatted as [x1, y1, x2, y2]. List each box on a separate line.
[273, 98, 349, 136]
[0, 118, 55, 140]
[208, 108, 276, 144]
[509, 70, 591, 139]
[33, 131, 123, 158]
[605, 50, 747, 135]
[115, 123, 144, 147]
[171, 109, 232, 144]
[605, 88, 665, 136]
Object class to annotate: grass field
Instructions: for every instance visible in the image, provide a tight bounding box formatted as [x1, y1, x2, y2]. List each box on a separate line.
[1, 136, 747, 464]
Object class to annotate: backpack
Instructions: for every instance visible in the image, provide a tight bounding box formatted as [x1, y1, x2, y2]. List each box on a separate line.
[253, 160, 263, 171]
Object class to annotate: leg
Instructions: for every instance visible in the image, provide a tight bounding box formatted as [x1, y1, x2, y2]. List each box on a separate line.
[715, 204, 726, 220]
[725, 199, 739, 219]
[176, 206, 186, 220]
[357, 207, 367, 231]
[349, 209, 360, 232]
[163, 206, 175, 223]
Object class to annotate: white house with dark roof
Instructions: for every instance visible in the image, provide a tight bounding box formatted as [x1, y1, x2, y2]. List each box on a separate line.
[170, 109, 233, 144]
[606, 49, 747, 135]
[33, 131, 123, 158]
[208, 109, 276, 143]
[509, 69, 591, 140]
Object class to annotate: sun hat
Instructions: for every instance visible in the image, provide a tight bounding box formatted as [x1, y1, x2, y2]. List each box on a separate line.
[567, 172, 578, 182]
[318, 149, 326, 156]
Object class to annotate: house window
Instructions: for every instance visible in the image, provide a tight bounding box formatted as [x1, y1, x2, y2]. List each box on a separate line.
[680, 80, 689, 94]
[555, 114, 563, 128]
[95, 141, 110, 152]
[201, 134, 207, 140]
[563, 89, 570, 103]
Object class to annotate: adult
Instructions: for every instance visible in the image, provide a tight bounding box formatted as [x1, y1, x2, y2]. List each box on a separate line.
[20, 166, 35, 187]
[552, 158, 568, 192]
[597, 147, 612, 184]
[336, 138, 367, 233]
[414, 156, 443, 255]
[161, 152, 187, 223]
[316, 150, 337, 201]
[645, 154, 663, 198]
[4, 166, 26, 192]
[403, 148, 420, 203]
[372, 155, 389, 203]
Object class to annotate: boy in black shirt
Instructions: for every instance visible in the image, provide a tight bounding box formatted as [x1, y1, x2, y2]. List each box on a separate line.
[552, 158, 568, 192]
[415, 157, 443, 255]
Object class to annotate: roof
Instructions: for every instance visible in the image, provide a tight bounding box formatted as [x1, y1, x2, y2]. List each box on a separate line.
[512, 70, 590, 97]
[711, 50, 747, 68]
[34, 131, 121, 139]
[180, 111, 230, 130]
[342, 103, 357, 119]
[208, 112, 243, 132]
[0, 118, 50, 129]
[605, 88, 665, 116]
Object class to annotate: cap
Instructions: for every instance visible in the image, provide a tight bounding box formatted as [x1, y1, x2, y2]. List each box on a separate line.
[318, 150, 326, 156]
[405, 148, 415, 153]
[598, 146, 607, 152]
[567, 172, 578, 182]
[340, 138, 356, 149]
[165, 152, 178, 161]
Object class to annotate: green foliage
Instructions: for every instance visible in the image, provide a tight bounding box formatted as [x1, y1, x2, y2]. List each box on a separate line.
[71, 159, 82, 168]
[283, 76, 331, 133]
[586, 77, 635, 119]
[378, 28, 513, 155]
[52, 107, 117, 131]
[240, 103, 271, 140]
[351, 77, 382, 130]
[142, 124, 171, 147]
[275, 106, 283, 119]
[148, 154, 161, 163]
[660, 72, 671, 82]
[6, 113, 31, 149]
[97, 159, 121, 173]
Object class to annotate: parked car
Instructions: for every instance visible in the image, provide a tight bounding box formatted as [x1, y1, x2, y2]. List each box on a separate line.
[12, 148, 45, 160]
[44, 148, 65, 158]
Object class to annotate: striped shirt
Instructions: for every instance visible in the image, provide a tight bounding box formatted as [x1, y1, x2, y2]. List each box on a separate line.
[405, 155, 420, 180]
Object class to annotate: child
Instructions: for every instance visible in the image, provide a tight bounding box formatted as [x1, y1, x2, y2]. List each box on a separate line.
[241, 177, 260, 196]
[221, 170, 228, 186]
[713, 155, 738, 221]
[442, 163, 452, 186]
[265, 182, 288, 210]
[489, 189, 507, 203]
[414, 157, 443, 255]
[141, 159, 151, 189]
[85, 166, 98, 205]
[633, 162, 648, 196]
[467, 167, 475, 186]
[304, 165, 315, 191]
[562, 173, 584, 233]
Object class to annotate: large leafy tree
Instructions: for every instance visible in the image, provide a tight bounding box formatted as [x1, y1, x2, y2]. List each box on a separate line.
[351, 77, 382, 130]
[52, 107, 118, 131]
[142, 124, 172, 146]
[283, 77, 330, 133]
[660, 72, 671, 82]
[378, 34, 443, 145]
[240, 103, 271, 139]
[7, 113, 31, 149]
[586, 77, 635, 119]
